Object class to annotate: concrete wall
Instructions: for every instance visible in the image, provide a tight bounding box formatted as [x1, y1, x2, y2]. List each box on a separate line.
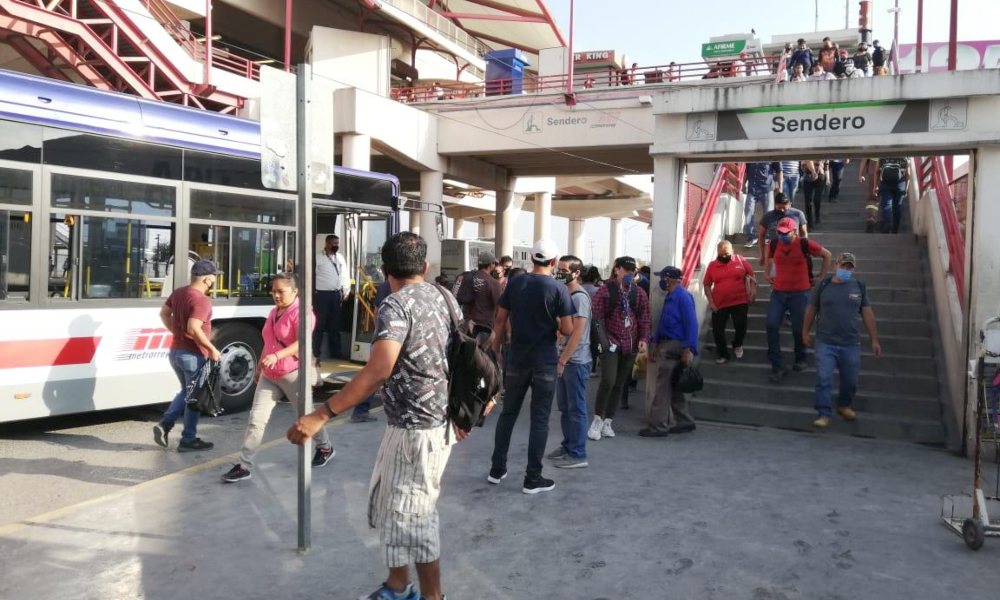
[308, 28, 392, 97]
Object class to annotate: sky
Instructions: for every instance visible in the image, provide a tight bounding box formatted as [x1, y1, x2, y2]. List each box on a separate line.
[453, 0, 998, 268]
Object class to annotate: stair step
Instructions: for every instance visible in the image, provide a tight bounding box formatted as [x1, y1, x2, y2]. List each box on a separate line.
[696, 379, 941, 419]
[808, 232, 920, 247]
[689, 398, 946, 445]
[720, 344, 934, 372]
[702, 329, 933, 355]
[754, 284, 925, 304]
[744, 313, 930, 336]
[697, 361, 939, 397]
[734, 245, 921, 262]
[748, 299, 928, 319]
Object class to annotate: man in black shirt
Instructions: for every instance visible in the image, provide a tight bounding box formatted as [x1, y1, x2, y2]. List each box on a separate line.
[456, 252, 502, 331]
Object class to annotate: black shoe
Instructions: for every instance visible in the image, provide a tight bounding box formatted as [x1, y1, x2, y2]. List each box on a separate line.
[221, 464, 251, 483]
[638, 428, 669, 438]
[669, 424, 697, 434]
[177, 438, 214, 452]
[792, 359, 808, 372]
[153, 422, 171, 448]
[312, 446, 336, 468]
[769, 367, 790, 383]
[522, 476, 555, 495]
[350, 412, 379, 423]
[865, 221, 875, 233]
[487, 467, 507, 484]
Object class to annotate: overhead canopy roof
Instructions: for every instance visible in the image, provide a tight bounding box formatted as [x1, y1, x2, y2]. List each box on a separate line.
[437, 0, 566, 60]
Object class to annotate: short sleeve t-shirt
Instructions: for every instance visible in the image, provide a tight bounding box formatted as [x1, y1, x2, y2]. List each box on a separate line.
[500, 273, 574, 367]
[456, 270, 502, 329]
[558, 290, 593, 364]
[810, 278, 871, 346]
[373, 281, 458, 429]
[770, 238, 825, 293]
[165, 285, 212, 357]
[703, 257, 751, 310]
[760, 208, 808, 241]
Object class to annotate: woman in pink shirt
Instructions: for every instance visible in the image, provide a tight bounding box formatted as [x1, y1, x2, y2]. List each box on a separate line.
[222, 273, 334, 483]
[702, 240, 754, 364]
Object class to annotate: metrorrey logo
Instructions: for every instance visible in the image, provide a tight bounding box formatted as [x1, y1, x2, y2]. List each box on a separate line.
[523, 112, 543, 134]
[117, 328, 173, 360]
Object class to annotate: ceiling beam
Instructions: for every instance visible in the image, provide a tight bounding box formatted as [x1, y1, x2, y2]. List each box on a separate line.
[437, 12, 547, 23]
[459, 0, 546, 20]
[463, 31, 540, 55]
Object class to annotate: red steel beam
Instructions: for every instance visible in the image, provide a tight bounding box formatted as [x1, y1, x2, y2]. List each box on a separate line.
[460, 0, 547, 20]
[0, 32, 73, 81]
[436, 12, 546, 23]
[532, 0, 567, 47]
[284, 0, 291, 71]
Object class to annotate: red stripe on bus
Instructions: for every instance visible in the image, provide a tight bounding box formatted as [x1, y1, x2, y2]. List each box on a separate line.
[0, 337, 102, 369]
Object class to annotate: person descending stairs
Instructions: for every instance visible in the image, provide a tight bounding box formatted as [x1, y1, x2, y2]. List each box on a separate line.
[693, 160, 946, 445]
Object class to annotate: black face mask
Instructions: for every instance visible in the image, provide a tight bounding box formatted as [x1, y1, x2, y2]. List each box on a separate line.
[491, 270, 502, 280]
[718, 255, 732, 264]
[330, 246, 340, 254]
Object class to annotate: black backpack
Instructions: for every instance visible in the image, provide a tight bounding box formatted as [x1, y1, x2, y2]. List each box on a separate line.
[880, 160, 904, 185]
[435, 286, 502, 431]
[185, 360, 224, 417]
[572, 290, 606, 358]
[769, 236, 814, 282]
[605, 282, 638, 318]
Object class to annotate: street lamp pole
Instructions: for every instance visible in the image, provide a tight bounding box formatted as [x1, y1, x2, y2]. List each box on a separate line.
[565, 0, 575, 101]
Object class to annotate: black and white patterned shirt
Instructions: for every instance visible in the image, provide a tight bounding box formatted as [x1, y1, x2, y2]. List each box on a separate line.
[374, 281, 458, 429]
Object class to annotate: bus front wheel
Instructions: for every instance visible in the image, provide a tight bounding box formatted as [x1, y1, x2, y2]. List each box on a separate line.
[213, 322, 262, 414]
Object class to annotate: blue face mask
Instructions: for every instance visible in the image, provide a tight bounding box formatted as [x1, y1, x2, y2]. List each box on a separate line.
[779, 234, 793, 244]
[659, 279, 668, 291]
[836, 268, 853, 281]
[622, 274, 634, 286]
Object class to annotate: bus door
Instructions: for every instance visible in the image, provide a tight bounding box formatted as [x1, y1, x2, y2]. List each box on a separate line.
[349, 215, 389, 362]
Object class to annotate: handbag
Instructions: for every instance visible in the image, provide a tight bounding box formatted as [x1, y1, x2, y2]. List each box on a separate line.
[186, 360, 224, 417]
[740, 255, 758, 303]
[672, 364, 704, 394]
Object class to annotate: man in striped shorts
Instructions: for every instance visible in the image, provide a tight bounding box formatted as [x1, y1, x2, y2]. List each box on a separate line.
[289, 232, 470, 600]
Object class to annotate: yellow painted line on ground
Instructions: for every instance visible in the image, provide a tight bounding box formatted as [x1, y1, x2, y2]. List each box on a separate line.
[0, 407, 380, 538]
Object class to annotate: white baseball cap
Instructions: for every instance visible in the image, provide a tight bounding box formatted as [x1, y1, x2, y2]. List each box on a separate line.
[531, 239, 560, 262]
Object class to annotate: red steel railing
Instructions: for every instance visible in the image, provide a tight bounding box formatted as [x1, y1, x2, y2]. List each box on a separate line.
[681, 163, 745, 287]
[392, 56, 783, 103]
[917, 156, 965, 304]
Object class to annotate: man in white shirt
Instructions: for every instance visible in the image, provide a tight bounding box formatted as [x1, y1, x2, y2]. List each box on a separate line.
[314, 234, 351, 361]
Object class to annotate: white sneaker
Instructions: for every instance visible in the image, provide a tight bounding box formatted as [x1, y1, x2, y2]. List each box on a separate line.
[587, 416, 603, 441]
[601, 419, 616, 438]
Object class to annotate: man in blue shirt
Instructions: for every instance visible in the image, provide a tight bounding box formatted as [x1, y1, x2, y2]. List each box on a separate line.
[742, 162, 782, 248]
[489, 239, 575, 494]
[641, 267, 699, 438]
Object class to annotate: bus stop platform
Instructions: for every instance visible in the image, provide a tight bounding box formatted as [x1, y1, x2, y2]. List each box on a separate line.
[1, 398, 997, 600]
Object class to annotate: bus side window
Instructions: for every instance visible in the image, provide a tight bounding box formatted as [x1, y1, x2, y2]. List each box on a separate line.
[0, 167, 33, 302]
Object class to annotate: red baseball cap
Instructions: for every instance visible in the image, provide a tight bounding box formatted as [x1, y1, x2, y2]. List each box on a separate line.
[776, 217, 798, 234]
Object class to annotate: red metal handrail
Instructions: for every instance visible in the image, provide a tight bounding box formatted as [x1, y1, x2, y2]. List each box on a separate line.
[681, 163, 745, 287]
[917, 156, 965, 304]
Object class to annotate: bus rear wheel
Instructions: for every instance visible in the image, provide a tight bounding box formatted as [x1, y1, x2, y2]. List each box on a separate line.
[213, 322, 262, 414]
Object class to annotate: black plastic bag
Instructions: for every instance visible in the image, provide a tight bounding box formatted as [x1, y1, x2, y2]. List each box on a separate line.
[672, 364, 704, 394]
[185, 360, 224, 417]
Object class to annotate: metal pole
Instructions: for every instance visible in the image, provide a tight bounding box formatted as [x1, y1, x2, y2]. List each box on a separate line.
[947, 0, 958, 71]
[295, 63, 314, 553]
[845, 0, 849, 29]
[814, 0, 818, 32]
[893, 0, 899, 55]
[565, 0, 574, 97]
[284, 0, 293, 72]
[915, 0, 924, 73]
[204, 0, 212, 85]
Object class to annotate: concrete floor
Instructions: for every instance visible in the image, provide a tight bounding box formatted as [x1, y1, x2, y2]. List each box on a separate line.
[1, 380, 998, 600]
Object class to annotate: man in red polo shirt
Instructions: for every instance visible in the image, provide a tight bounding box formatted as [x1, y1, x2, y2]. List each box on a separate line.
[763, 218, 831, 382]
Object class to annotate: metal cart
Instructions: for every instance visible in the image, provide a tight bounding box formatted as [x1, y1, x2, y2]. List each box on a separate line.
[941, 317, 1000, 550]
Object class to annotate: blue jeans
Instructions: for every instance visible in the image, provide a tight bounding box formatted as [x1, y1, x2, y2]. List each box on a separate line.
[743, 190, 774, 243]
[163, 349, 206, 442]
[814, 341, 861, 417]
[556, 362, 591, 460]
[354, 396, 372, 415]
[783, 175, 800, 202]
[879, 181, 907, 233]
[766, 291, 809, 370]
[491, 362, 558, 480]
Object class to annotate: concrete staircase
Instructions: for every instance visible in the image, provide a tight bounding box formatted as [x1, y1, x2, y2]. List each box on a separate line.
[692, 162, 947, 445]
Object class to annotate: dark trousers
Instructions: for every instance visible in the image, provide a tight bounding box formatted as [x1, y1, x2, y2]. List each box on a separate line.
[647, 340, 695, 432]
[828, 162, 845, 200]
[594, 351, 636, 420]
[314, 290, 343, 359]
[802, 176, 826, 225]
[491, 362, 557, 481]
[879, 181, 907, 233]
[712, 304, 749, 359]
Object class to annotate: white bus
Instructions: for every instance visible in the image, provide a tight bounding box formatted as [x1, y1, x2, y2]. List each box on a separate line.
[439, 238, 532, 281]
[0, 70, 400, 423]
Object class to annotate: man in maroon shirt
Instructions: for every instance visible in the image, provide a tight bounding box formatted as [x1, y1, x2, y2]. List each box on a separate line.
[588, 256, 650, 440]
[154, 260, 222, 452]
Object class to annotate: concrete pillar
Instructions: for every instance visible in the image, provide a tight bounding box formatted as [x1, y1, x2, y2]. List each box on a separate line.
[408, 210, 421, 235]
[495, 188, 515, 258]
[341, 133, 371, 170]
[420, 171, 444, 278]
[568, 218, 586, 258]
[533, 191, 552, 242]
[452, 217, 465, 239]
[609, 218, 625, 266]
[481, 219, 495, 238]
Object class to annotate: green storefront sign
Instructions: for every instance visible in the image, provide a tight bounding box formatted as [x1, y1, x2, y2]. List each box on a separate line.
[701, 40, 747, 59]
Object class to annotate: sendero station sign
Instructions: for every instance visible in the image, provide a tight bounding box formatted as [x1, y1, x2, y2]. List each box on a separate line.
[714, 101, 931, 141]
